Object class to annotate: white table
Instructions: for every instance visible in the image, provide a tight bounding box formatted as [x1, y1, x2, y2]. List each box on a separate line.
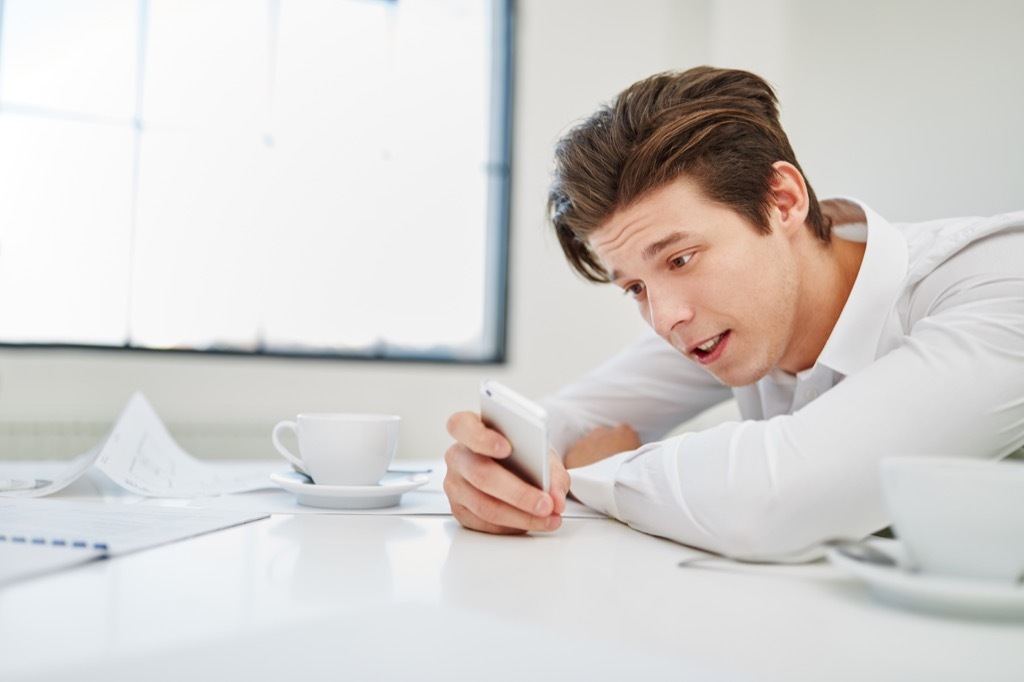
[1, 465, 1022, 682]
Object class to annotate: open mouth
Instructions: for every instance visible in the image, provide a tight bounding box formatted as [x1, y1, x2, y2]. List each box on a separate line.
[691, 331, 729, 363]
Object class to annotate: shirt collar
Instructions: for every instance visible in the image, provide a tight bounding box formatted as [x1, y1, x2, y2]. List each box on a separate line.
[815, 199, 908, 377]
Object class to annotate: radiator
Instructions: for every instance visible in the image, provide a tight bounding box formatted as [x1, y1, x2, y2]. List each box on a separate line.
[0, 421, 277, 461]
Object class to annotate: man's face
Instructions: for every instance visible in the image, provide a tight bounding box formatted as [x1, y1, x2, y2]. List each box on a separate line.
[587, 176, 801, 387]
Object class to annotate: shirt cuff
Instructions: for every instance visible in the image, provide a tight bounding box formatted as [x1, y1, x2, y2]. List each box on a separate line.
[568, 452, 630, 519]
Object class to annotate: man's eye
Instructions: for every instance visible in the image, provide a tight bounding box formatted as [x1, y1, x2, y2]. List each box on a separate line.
[671, 253, 694, 269]
[624, 282, 645, 298]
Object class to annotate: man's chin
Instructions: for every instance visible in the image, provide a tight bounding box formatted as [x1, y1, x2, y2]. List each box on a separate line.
[669, 338, 770, 387]
[685, 358, 767, 388]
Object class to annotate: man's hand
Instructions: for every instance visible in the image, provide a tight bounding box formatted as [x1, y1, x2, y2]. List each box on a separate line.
[563, 424, 640, 469]
[443, 410, 570, 535]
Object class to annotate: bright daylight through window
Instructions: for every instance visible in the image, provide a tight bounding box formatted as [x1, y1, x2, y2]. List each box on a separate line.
[0, 0, 511, 362]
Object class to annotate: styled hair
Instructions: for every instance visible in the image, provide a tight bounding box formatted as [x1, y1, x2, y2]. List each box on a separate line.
[548, 66, 830, 283]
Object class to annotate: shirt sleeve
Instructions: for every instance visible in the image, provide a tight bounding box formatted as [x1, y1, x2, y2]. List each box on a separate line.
[569, 231, 1024, 561]
[538, 328, 734, 457]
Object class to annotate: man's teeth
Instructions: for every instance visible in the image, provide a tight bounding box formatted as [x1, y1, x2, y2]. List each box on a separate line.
[697, 334, 723, 353]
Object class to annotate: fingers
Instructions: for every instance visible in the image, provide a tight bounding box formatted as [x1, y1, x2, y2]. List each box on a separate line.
[444, 441, 562, 534]
[448, 502, 531, 535]
[446, 411, 511, 459]
[615, 422, 639, 438]
[448, 491, 563, 535]
[549, 452, 571, 516]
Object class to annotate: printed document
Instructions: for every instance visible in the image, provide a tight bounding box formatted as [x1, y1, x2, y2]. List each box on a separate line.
[0, 497, 267, 586]
[0, 392, 274, 499]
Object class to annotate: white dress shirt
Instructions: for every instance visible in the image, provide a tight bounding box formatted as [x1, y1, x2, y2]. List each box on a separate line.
[542, 201, 1024, 560]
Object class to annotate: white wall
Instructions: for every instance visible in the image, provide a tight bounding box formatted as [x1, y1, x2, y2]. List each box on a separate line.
[1, 0, 1022, 461]
[710, 0, 1024, 221]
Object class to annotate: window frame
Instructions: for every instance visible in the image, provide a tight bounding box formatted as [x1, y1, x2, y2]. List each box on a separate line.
[0, 0, 514, 366]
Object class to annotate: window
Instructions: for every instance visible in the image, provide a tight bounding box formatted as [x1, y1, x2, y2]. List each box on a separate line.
[0, 0, 511, 362]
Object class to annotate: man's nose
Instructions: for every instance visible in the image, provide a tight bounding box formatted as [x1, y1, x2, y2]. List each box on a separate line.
[646, 287, 694, 338]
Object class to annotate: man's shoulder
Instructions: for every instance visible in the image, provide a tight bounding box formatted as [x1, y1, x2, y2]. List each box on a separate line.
[897, 210, 1024, 281]
[896, 209, 1024, 234]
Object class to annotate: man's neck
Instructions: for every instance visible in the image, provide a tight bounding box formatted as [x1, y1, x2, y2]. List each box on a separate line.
[777, 203, 867, 374]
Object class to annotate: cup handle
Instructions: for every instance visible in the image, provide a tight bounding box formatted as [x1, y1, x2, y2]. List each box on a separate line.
[272, 421, 304, 470]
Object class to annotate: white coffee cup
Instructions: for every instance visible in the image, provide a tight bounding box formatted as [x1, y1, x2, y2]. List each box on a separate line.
[880, 456, 1024, 582]
[272, 413, 400, 486]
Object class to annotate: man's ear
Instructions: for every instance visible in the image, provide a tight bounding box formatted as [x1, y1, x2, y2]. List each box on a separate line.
[769, 161, 810, 235]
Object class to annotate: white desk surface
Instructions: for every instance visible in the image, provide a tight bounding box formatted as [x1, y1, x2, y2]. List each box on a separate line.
[1, 463, 1022, 682]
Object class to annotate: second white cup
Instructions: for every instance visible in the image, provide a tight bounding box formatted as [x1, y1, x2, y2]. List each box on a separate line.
[880, 456, 1024, 583]
[272, 413, 400, 486]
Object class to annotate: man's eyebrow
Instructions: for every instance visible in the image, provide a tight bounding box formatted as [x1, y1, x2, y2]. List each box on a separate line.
[607, 231, 693, 283]
[641, 231, 691, 262]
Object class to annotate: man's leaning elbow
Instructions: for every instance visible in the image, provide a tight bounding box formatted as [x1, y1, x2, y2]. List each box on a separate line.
[694, 504, 825, 562]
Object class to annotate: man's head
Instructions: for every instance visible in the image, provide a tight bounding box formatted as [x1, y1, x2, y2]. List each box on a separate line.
[548, 66, 829, 283]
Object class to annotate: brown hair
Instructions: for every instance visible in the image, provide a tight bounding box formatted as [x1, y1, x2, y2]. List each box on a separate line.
[548, 66, 830, 283]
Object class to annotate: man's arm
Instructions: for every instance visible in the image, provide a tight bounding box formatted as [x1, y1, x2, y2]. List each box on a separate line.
[570, 232, 1024, 560]
[540, 329, 734, 457]
[442, 330, 729, 535]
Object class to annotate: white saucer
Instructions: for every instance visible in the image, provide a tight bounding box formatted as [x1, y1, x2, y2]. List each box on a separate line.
[827, 541, 1024, 619]
[269, 470, 429, 510]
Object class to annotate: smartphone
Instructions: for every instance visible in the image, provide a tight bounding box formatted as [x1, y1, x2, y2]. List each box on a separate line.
[479, 379, 550, 493]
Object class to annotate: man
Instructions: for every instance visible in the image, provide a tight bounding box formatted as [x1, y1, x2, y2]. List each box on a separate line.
[443, 66, 1024, 560]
